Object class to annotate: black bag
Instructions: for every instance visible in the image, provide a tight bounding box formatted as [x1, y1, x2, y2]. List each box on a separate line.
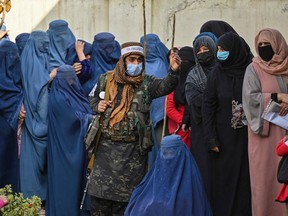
[277, 155, 288, 183]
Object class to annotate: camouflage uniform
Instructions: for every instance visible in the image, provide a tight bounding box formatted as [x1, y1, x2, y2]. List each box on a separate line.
[88, 68, 178, 203]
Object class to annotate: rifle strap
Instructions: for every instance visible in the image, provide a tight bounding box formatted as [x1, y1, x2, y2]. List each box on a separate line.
[87, 71, 112, 171]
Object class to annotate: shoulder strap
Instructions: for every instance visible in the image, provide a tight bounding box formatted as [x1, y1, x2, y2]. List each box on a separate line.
[87, 71, 112, 171]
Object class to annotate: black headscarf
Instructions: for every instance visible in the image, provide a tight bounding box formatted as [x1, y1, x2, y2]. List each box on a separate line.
[200, 20, 254, 62]
[217, 32, 252, 78]
[200, 20, 237, 38]
[174, 46, 195, 108]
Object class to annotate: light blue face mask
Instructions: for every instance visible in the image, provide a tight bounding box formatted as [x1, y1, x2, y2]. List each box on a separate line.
[126, 63, 143, 76]
[217, 51, 230, 61]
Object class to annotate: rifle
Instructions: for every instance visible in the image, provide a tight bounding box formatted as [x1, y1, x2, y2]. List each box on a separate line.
[80, 72, 112, 210]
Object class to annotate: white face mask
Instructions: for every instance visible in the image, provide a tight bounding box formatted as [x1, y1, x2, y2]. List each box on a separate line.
[126, 63, 143, 76]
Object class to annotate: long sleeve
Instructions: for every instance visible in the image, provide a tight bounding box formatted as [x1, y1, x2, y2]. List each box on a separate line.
[77, 59, 92, 84]
[166, 92, 183, 125]
[202, 70, 219, 149]
[242, 63, 287, 136]
[242, 64, 266, 135]
[185, 69, 205, 125]
[148, 68, 179, 99]
[182, 104, 190, 126]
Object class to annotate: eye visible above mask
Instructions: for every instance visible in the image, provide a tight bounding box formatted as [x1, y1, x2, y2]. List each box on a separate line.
[258, 45, 274, 62]
[126, 63, 143, 77]
[217, 51, 229, 61]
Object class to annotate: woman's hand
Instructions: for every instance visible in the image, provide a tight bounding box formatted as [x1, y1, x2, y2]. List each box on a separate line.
[73, 62, 82, 75]
[170, 52, 182, 72]
[18, 104, 26, 121]
[49, 68, 57, 82]
[279, 102, 288, 116]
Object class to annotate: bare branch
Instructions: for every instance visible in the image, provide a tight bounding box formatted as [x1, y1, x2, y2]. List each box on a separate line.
[171, 13, 176, 49]
[142, 0, 146, 56]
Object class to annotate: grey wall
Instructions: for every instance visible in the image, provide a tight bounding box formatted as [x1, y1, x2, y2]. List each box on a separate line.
[5, 0, 288, 55]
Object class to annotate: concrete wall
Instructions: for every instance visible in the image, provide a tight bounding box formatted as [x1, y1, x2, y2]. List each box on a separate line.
[4, 0, 288, 55]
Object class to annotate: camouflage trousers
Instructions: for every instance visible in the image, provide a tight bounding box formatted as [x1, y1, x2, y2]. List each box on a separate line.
[90, 196, 128, 216]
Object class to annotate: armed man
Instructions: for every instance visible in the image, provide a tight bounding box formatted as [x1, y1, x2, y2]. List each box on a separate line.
[88, 41, 181, 216]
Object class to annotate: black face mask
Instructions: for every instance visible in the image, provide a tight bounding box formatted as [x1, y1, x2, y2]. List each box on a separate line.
[258, 45, 274, 62]
[197, 51, 214, 66]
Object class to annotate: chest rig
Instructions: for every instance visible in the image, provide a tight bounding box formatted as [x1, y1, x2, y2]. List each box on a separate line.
[98, 74, 153, 153]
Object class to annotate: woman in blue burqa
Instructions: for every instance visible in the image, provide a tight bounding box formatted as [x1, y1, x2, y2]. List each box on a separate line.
[46, 65, 94, 216]
[0, 40, 23, 192]
[46, 19, 76, 72]
[139, 33, 169, 166]
[125, 134, 212, 216]
[19, 31, 50, 201]
[15, 32, 30, 56]
[82, 32, 121, 96]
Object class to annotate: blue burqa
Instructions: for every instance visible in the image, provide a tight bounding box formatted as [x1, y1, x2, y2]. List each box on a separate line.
[46, 65, 93, 216]
[125, 135, 213, 216]
[46, 19, 76, 72]
[15, 33, 30, 56]
[140, 34, 169, 166]
[19, 31, 50, 200]
[0, 40, 23, 192]
[82, 32, 120, 96]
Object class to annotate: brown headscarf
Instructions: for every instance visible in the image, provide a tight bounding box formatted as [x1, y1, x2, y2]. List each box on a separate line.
[109, 42, 145, 127]
[253, 28, 288, 76]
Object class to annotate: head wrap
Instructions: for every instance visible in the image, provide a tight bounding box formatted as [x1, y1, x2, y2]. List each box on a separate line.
[20, 30, 50, 120]
[82, 32, 121, 96]
[193, 34, 217, 64]
[217, 32, 252, 78]
[185, 33, 217, 109]
[15, 33, 30, 56]
[174, 46, 195, 107]
[185, 35, 217, 96]
[140, 34, 168, 66]
[46, 19, 76, 70]
[193, 32, 218, 45]
[0, 40, 23, 130]
[109, 42, 145, 127]
[125, 135, 212, 216]
[78, 39, 92, 56]
[121, 42, 144, 58]
[253, 28, 288, 76]
[200, 20, 237, 38]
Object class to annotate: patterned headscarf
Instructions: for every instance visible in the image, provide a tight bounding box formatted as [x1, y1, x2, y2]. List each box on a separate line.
[253, 28, 288, 76]
[109, 42, 145, 127]
[186, 34, 217, 93]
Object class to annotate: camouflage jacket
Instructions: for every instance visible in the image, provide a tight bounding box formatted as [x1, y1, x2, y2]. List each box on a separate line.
[88, 69, 178, 202]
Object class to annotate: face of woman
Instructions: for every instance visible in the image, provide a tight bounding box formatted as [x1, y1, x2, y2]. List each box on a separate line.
[197, 45, 209, 54]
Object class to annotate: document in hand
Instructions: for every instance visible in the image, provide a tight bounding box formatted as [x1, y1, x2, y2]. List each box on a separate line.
[261, 99, 288, 130]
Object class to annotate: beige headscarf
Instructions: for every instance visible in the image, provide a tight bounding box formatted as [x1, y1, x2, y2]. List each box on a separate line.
[109, 42, 145, 128]
[253, 28, 288, 76]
